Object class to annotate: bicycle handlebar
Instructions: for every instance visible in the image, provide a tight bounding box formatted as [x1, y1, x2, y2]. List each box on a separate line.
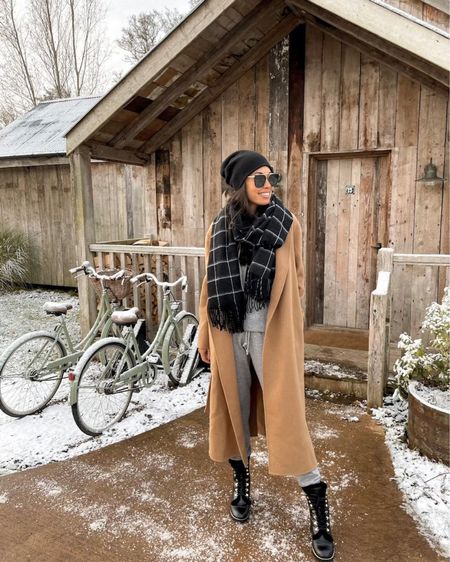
[130, 272, 188, 292]
[69, 261, 91, 275]
[69, 261, 126, 281]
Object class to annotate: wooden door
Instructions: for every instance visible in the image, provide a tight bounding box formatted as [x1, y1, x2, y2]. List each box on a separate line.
[307, 153, 390, 332]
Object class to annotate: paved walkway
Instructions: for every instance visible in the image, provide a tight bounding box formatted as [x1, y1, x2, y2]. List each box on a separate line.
[0, 395, 444, 562]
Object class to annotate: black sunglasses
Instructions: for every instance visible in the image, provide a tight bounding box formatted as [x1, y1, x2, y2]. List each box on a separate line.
[247, 172, 281, 188]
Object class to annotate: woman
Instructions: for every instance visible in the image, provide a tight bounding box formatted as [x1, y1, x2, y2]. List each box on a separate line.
[197, 150, 335, 561]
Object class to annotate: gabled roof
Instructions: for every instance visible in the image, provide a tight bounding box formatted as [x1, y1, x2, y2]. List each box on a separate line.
[287, 0, 449, 75]
[0, 96, 101, 160]
[65, 0, 449, 166]
[65, 0, 300, 164]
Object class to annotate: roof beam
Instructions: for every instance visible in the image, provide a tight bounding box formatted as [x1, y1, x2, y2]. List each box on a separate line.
[87, 143, 149, 165]
[66, 0, 240, 155]
[0, 156, 69, 168]
[140, 11, 302, 156]
[298, 10, 449, 93]
[288, 0, 449, 86]
[110, 0, 286, 150]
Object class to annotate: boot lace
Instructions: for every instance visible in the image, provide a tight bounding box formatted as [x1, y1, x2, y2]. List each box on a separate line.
[307, 495, 331, 535]
[233, 466, 250, 498]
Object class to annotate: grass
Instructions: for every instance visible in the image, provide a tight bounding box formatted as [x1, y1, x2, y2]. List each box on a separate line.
[0, 229, 39, 291]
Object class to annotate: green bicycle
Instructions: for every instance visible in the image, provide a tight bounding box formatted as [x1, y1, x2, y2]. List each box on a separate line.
[0, 262, 131, 417]
[69, 273, 202, 436]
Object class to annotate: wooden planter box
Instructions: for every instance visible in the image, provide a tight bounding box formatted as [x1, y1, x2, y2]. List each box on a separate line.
[408, 380, 450, 466]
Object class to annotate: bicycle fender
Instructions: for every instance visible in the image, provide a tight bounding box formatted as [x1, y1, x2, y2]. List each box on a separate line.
[173, 310, 199, 323]
[161, 323, 176, 376]
[0, 330, 67, 372]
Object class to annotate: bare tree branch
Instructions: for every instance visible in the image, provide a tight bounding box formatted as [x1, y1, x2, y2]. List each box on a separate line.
[0, 0, 37, 106]
[117, 8, 184, 65]
[67, 0, 109, 96]
[0, 0, 111, 120]
[29, 0, 70, 97]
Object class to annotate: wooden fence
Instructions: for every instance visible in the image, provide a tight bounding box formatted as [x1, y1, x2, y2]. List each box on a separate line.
[367, 250, 450, 410]
[89, 241, 204, 337]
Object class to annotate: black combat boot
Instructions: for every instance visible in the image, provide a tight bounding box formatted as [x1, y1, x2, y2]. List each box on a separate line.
[302, 480, 335, 560]
[228, 457, 251, 522]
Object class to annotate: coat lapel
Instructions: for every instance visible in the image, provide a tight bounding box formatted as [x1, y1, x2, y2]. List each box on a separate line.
[266, 230, 291, 329]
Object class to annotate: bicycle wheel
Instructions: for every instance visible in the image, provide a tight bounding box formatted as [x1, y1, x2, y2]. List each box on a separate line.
[162, 312, 199, 386]
[71, 338, 134, 436]
[0, 331, 66, 417]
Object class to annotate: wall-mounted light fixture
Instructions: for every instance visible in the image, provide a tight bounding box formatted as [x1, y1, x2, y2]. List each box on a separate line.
[416, 158, 444, 187]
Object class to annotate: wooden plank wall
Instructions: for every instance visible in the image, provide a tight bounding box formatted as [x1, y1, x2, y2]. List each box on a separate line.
[91, 163, 156, 243]
[302, 24, 449, 342]
[0, 162, 154, 287]
[0, 164, 75, 287]
[162, 37, 290, 250]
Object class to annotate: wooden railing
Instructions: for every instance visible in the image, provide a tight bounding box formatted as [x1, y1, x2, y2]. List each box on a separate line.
[368, 250, 450, 410]
[89, 242, 204, 335]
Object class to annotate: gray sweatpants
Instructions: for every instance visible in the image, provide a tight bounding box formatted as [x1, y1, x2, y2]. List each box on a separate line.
[230, 331, 321, 488]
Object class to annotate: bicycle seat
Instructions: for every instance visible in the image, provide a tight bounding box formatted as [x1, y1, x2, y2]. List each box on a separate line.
[111, 307, 139, 325]
[43, 302, 73, 315]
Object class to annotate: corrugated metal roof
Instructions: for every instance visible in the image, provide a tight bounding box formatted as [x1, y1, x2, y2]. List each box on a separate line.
[0, 96, 101, 159]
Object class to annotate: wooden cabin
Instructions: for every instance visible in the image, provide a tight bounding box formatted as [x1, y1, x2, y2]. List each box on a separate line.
[0, 97, 157, 287]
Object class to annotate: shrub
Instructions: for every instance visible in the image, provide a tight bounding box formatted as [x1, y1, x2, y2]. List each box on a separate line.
[393, 286, 450, 400]
[0, 229, 37, 291]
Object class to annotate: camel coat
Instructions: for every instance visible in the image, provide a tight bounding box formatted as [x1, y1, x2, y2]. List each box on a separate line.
[198, 214, 318, 476]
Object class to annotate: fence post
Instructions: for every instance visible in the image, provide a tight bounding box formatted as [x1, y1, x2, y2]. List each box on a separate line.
[70, 146, 97, 337]
[367, 248, 394, 411]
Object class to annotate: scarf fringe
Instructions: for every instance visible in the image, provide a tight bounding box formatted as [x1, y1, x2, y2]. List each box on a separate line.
[246, 295, 270, 313]
[208, 307, 245, 333]
[245, 276, 271, 311]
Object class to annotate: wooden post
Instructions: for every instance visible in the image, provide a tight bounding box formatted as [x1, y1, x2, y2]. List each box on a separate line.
[287, 24, 306, 218]
[69, 146, 96, 336]
[380, 249, 394, 388]
[377, 246, 394, 275]
[367, 248, 394, 411]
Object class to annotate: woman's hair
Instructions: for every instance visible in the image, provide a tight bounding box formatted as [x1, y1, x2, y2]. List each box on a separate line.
[224, 186, 255, 230]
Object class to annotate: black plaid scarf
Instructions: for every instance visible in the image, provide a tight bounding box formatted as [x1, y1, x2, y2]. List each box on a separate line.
[207, 194, 293, 333]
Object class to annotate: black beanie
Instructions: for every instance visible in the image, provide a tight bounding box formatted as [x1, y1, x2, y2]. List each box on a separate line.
[220, 150, 273, 190]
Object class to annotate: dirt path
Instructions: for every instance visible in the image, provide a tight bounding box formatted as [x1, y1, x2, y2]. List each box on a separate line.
[0, 396, 444, 561]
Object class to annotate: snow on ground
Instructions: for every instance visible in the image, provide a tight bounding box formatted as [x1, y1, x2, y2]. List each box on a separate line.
[0, 287, 209, 475]
[0, 287, 81, 350]
[304, 359, 365, 380]
[371, 395, 450, 558]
